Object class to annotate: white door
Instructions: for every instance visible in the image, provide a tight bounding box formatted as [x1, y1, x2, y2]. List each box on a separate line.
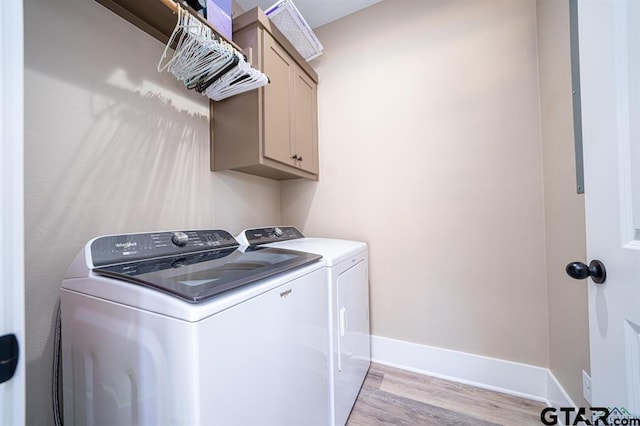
[0, 0, 26, 424]
[578, 0, 640, 413]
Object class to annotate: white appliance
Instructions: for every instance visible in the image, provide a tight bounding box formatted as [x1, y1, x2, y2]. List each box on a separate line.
[61, 229, 330, 426]
[237, 226, 371, 426]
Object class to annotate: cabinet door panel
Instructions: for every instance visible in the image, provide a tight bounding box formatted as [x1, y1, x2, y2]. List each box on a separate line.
[294, 68, 318, 174]
[262, 32, 294, 166]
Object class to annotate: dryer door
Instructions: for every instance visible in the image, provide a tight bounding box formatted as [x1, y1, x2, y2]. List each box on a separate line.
[335, 259, 371, 425]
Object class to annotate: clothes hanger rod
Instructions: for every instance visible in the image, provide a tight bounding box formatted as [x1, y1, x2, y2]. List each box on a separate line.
[159, 0, 179, 14]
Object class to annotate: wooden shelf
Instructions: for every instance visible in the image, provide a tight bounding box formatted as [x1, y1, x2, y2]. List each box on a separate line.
[95, 0, 240, 50]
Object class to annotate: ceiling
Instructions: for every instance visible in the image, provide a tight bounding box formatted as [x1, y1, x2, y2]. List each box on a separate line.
[234, 0, 383, 29]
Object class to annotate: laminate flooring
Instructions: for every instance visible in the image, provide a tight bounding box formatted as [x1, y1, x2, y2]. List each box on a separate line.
[346, 363, 547, 426]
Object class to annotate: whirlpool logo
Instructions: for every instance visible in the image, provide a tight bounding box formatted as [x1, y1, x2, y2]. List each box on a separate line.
[115, 242, 137, 249]
[280, 289, 292, 298]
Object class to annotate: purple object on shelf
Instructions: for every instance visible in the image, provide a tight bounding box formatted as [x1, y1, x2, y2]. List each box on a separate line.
[206, 0, 232, 40]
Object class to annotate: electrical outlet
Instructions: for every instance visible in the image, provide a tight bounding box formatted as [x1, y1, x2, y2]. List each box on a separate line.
[583, 370, 592, 405]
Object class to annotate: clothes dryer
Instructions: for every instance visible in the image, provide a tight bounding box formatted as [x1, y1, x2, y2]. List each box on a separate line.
[61, 229, 330, 426]
[237, 226, 371, 426]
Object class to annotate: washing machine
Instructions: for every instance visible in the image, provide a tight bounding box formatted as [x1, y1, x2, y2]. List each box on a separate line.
[236, 226, 371, 426]
[60, 229, 331, 426]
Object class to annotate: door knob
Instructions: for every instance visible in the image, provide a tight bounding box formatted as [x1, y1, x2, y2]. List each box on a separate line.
[565, 260, 607, 284]
[0, 334, 19, 384]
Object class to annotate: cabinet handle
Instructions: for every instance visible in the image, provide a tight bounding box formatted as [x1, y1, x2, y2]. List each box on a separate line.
[291, 154, 299, 160]
[298, 156, 303, 161]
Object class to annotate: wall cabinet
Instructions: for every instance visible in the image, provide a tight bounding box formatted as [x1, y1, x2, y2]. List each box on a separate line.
[211, 8, 319, 180]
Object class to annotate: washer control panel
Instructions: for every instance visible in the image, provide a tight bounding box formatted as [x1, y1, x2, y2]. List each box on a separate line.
[243, 226, 305, 246]
[90, 229, 238, 267]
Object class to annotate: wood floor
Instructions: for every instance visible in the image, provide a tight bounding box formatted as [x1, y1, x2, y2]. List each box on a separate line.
[346, 363, 547, 426]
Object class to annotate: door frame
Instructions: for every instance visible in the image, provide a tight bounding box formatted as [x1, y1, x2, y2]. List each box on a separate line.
[0, 0, 26, 424]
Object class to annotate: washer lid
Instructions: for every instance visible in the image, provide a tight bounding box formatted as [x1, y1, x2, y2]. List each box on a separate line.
[92, 246, 321, 303]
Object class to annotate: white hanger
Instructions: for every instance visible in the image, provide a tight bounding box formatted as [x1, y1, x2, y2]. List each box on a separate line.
[210, 68, 269, 100]
[206, 54, 269, 101]
[157, 5, 269, 101]
[182, 39, 235, 89]
[169, 13, 209, 79]
[157, 5, 187, 72]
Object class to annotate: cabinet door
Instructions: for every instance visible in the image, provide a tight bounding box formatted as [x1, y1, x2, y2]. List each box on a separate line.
[293, 67, 319, 174]
[262, 32, 294, 166]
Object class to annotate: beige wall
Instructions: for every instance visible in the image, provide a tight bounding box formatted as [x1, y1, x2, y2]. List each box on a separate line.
[282, 0, 550, 366]
[536, 0, 590, 405]
[24, 0, 280, 423]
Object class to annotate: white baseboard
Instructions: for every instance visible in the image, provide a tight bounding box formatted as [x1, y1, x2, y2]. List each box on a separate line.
[371, 335, 576, 408]
[546, 370, 578, 416]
